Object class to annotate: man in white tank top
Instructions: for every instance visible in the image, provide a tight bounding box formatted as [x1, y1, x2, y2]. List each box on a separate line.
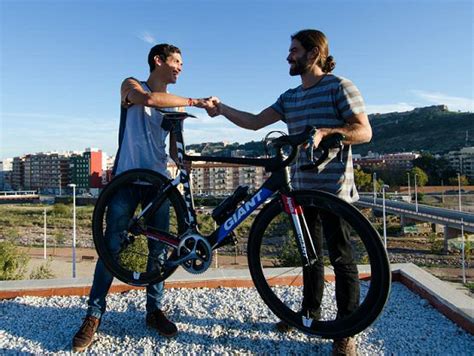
[73, 44, 214, 352]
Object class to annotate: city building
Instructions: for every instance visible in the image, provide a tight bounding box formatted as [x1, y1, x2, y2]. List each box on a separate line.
[0, 158, 13, 190]
[169, 161, 271, 196]
[70, 148, 104, 192]
[379, 152, 420, 169]
[11, 157, 25, 190]
[446, 147, 474, 179]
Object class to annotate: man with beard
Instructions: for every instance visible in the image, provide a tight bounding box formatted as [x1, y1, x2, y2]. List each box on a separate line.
[206, 29, 372, 355]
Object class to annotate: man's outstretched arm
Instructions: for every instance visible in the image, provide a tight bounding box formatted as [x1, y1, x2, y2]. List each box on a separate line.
[209, 99, 282, 131]
[121, 78, 211, 108]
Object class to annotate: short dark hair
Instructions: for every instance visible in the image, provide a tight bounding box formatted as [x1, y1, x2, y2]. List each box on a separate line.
[148, 44, 182, 72]
[291, 29, 335, 73]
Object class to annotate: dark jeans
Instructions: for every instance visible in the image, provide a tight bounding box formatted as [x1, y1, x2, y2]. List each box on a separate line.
[87, 185, 169, 319]
[301, 208, 360, 318]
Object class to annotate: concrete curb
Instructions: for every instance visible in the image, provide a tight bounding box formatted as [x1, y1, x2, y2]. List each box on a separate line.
[0, 263, 472, 334]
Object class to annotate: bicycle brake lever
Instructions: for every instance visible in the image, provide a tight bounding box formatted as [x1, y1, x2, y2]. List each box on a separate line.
[301, 131, 317, 171]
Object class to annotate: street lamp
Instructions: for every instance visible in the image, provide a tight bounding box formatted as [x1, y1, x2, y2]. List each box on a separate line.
[406, 172, 411, 203]
[382, 184, 389, 249]
[43, 208, 47, 259]
[68, 183, 77, 278]
[457, 172, 462, 212]
[414, 174, 418, 212]
[373, 172, 377, 205]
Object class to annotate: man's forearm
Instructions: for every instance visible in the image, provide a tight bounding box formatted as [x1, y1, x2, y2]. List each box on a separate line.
[220, 104, 261, 130]
[147, 92, 194, 108]
[321, 123, 372, 146]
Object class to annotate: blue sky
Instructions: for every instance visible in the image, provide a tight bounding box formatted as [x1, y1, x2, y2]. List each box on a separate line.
[1, 0, 473, 160]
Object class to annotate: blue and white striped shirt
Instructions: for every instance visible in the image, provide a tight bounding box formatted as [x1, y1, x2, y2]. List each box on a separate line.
[271, 74, 366, 202]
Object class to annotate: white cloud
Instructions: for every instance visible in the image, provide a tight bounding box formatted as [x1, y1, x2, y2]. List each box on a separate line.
[138, 31, 156, 45]
[411, 90, 474, 112]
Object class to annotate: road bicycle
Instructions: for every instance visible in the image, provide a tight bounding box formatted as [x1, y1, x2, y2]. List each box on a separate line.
[92, 110, 391, 339]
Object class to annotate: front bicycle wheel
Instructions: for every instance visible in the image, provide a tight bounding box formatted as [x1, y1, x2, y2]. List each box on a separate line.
[248, 190, 391, 339]
[93, 169, 188, 286]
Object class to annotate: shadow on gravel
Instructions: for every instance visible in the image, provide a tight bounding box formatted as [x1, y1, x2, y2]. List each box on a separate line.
[1, 298, 330, 354]
[0, 299, 87, 353]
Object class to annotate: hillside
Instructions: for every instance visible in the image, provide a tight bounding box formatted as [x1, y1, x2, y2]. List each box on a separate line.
[358, 105, 473, 155]
[187, 106, 474, 156]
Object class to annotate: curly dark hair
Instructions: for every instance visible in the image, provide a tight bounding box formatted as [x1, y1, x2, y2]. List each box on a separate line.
[148, 44, 182, 72]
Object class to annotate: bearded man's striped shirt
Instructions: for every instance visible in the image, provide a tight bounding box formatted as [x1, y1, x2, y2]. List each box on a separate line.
[271, 74, 366, 203]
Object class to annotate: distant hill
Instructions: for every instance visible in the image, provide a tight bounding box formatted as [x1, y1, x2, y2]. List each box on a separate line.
[187, 105, 474, 156]
[357, 105, 473, 155]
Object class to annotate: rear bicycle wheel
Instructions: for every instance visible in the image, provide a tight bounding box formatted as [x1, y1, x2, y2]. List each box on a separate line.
[92, 169, 188, 286]
[248, 190, 391, 339]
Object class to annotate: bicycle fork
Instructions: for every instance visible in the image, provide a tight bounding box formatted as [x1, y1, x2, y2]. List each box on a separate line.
[281, 193, 319, 327]
[281, 194, 318, 267]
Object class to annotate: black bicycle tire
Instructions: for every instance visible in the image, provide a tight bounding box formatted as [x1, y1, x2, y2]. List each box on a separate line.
[247, 190, 391, 338]
[92, 169, 188, 286]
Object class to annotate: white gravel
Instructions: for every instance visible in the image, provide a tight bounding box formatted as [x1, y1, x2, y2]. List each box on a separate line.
[1, 282, 473, 354]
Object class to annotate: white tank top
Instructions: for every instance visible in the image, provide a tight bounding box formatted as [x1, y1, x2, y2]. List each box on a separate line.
[113, 81, 173, 176]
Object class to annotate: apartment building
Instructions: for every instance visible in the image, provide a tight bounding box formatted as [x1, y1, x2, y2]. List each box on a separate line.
[178, 161, 271, 196]
[354, 152, 420, 171]
[0, 158, 13, 190]
[380, 152, 420, 169]
[6, 148, 104, 193]
[446, 147, 474, 179]
[11, 157, 24, 190]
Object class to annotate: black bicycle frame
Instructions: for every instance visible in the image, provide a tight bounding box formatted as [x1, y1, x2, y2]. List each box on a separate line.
[136, 117, 316, 265]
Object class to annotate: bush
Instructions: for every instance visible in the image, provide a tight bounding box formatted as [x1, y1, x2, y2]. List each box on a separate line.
[52, 204, 71, 217]
[427, 233, 443, 254]
[0, 241, 29, 280]
[277, 237, 301, 267]
[54, 230, 66, 246]
[30, 259, 56, 279]
[119, 237, 148, 272]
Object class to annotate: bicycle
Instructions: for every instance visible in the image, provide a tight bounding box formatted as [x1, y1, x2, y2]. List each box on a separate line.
[92, 110, 391, 339]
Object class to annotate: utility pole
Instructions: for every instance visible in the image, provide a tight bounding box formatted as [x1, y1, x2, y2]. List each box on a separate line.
[373, 172, 377, 205]
[43, 208, 47, 259]
[457, 173, 462, 212]
[407, 172, 411, 203]
[414, 174, 418, 212]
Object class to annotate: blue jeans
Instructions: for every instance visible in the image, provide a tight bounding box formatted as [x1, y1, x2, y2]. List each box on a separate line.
[87, 185, 169, 319]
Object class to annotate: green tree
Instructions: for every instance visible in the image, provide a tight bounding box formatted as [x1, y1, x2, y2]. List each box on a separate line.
[354, 168, 373, 191]
[0, 241, 30, 280]
[413, 153, 455, 185]
[409, 167, 428, 187]
[448, 175, 469, 186]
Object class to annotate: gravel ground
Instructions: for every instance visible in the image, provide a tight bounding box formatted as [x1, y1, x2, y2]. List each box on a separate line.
[1, 282, 473, 355]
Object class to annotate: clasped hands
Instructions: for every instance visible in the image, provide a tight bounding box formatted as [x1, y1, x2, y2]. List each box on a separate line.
[193, 97, 221, 117]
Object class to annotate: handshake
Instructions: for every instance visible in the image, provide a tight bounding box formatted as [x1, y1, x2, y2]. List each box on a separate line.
[193, 96, 222, 117]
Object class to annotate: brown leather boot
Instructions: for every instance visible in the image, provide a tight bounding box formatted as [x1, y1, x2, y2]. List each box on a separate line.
[72, 315, 100, 352]
[332, 337, 357, 356]
[146, 309, 178, 337]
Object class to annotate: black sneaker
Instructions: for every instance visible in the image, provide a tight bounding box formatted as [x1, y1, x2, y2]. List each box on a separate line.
[146, 309, 178, 337]
[275, 309, 320, 333]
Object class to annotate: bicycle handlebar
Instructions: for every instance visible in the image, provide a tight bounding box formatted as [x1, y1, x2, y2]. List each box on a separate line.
[270, 126, 345, 171]
[159, 110, 344, 172]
